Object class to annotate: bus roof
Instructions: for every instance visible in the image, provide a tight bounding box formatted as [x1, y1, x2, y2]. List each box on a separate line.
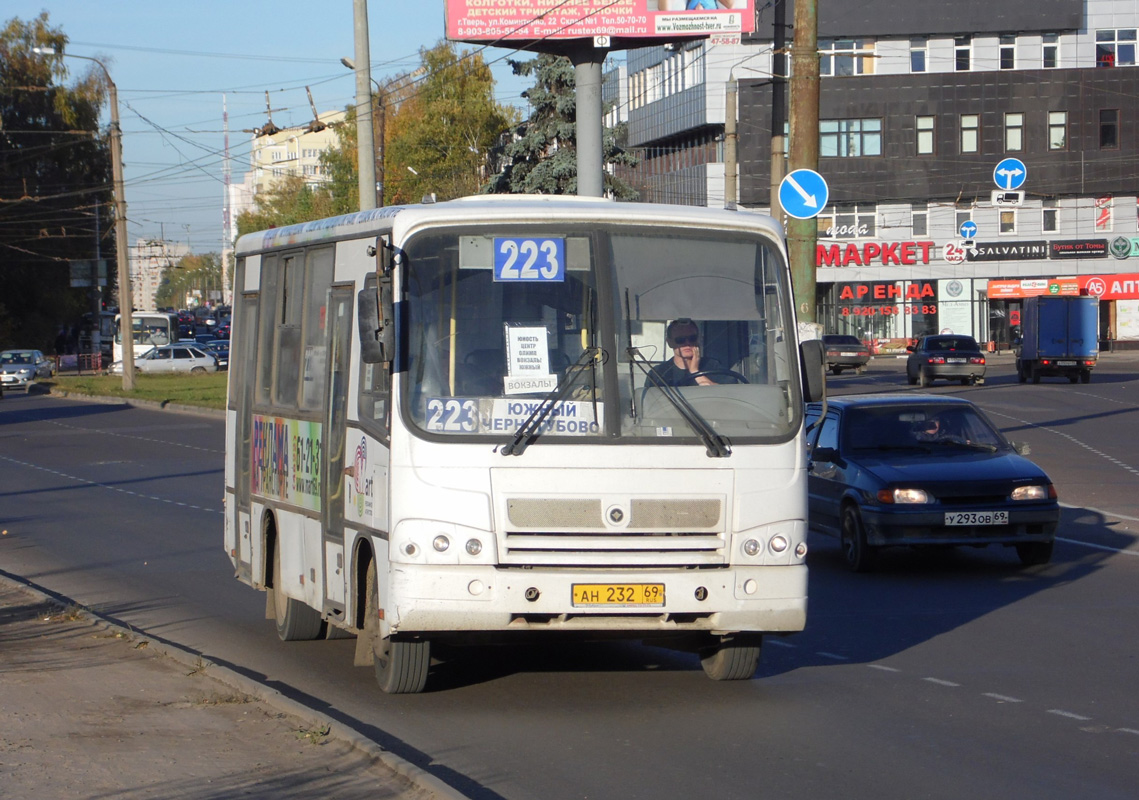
[234, 195, 784, 256]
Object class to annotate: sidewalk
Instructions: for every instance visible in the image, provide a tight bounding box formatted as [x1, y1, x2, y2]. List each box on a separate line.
[0, 577, 456, 800]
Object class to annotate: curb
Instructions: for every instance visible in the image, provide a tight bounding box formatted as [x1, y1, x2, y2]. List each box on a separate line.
[45, 388, 225, 419]
[0, 571, 467, 800]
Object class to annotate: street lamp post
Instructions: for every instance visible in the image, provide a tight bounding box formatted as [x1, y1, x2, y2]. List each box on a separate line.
[35, 47, 136, 388]
[340, 56, 384, 207]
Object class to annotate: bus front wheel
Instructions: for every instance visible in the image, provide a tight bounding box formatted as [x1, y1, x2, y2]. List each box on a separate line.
[699, 634, 761, 681]
[272, 543, 324, 641]
[364, 560, 430, 694]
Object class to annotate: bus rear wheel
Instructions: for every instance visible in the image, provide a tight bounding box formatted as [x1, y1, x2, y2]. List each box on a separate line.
[699, 634, 762, 681]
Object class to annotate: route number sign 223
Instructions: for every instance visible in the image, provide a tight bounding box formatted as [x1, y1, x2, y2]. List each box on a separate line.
[494, 237, 566, 282]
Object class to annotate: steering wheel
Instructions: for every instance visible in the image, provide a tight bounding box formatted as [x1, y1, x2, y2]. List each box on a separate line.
[676, 369, 750, 385]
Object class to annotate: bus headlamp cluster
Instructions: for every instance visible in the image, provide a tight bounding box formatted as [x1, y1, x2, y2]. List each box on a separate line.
[394, 521, 490, 563]
[739, 529, 807, 562]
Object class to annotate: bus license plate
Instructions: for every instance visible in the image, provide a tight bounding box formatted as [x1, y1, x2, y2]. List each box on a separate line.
[945, 511, 1008, 526]
[572, 583, 665, 607]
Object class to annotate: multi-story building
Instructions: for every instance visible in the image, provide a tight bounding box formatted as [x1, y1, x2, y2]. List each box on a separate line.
[625, 0, 1139, 348]
[130, 238, 190, 312]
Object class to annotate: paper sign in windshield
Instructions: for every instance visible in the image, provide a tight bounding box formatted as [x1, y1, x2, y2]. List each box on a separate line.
[504, 325, 557, 395]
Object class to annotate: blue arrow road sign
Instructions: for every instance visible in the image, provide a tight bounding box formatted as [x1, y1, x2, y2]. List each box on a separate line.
[959, 220, 978, 239]
[993, 158, 1027, 191]
[779, 169, 829, 220]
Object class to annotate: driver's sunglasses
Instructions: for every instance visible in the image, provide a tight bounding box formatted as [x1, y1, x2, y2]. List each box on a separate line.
[673, 335, 699, 345]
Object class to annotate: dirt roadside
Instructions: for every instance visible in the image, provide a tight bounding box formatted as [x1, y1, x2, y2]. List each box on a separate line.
[0, 577, 455, 800]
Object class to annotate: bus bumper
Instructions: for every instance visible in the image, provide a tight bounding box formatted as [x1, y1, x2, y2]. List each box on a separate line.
[383, 564, 807, 636]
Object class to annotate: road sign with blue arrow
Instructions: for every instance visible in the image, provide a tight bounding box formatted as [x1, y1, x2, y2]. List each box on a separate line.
[993, 158, 1027, 191]
[959, 220, 978, 239]
[779, 169, 829, 220]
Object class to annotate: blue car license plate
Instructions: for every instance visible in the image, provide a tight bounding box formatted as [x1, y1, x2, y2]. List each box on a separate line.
[945, 511, 1008, 526]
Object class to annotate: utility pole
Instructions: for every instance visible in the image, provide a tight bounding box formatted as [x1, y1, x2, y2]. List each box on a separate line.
[769, 0, 787, 220]
[724, 79, 737, 209]
[787, 0, 820, 324]
[351, 0, 377, 210]
[36, 47, 138, 388]
[569, 42, 606, 198]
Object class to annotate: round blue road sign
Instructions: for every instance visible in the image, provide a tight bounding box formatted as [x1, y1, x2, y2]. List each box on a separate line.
[993, 158, 1027, 191]
[779, 169, 829, 220]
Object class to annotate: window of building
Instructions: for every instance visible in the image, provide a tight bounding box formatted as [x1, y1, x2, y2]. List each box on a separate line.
[819, 39, 872, 76]
[1042, 199, 1059, 233]
[955, 36, 972, 71]
[999, 209, 1017, 234]
[820, 119, 882, 157]
[911, 204, 928, 237]
[1100, 108, 1119, 149]
[1043, 33, 1060, 68]
[1096, 29, 1137, 67]
[910, 38, 927, 73]
[955, 204, 973, 231]
[1048, 111, 1067, 150]
[818, 205, 877, 239]
[1004, 112, 1024, 152]
[961, 114, 979, 153]
[999, 35, 1016, 70]
[916, 116, 935, 155]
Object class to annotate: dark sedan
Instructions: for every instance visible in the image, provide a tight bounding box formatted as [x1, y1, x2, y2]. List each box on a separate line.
[822, 334, 870, 375]
[805, 395, 1059, 571]
[906, 334, 986, 386]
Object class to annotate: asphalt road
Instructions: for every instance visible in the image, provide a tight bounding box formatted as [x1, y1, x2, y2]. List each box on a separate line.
[1, 355, 1137, 800]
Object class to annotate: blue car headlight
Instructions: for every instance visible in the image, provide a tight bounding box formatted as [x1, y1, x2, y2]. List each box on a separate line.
[1011, 485, 1053, 501]
[877, 488, 930, 504]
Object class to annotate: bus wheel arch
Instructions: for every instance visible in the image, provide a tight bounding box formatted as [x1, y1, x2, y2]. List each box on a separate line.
[263, 512, 324, 642]
[353, 542, 379, 667]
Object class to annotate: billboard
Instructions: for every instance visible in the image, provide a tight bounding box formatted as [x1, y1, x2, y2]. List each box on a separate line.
[445, 0, 755, 45]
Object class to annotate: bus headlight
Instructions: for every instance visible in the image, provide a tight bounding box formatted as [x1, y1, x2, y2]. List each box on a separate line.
[403, 542, 418, 557]
[769, 534, 789, 553]
[742, 538, 762, 557]
[465, 538, 483, 556]
[432, 535, 450, 552]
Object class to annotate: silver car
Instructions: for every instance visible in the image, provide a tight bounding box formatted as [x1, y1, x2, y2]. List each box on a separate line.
[109, 343, 218, 375]
[0, 349, 56, 391]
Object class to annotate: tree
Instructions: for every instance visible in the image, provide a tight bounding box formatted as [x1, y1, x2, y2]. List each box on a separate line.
[156, 252, 222, 311]
[0, 13, 115, 351]
[484, 54, 638, 199]
[383, 41, 517, 205]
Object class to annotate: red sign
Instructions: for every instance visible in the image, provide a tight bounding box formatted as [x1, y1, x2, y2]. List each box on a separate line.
[445, 0, 755, 44]
[986, 273, 1139, 300]
[817, 241, 936, 268]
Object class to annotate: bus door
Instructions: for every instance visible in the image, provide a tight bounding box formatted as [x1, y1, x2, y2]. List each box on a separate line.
[232, 290, 258, 581]
[321, 286, 354, 617]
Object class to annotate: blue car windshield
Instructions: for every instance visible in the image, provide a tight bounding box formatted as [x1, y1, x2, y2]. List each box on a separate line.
[844, 406, 1006, 451]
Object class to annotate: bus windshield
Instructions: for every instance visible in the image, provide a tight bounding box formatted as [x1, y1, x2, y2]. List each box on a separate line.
[401, 224, 798, 444]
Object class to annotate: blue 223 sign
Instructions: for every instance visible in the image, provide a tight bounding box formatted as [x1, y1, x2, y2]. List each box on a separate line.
[494, 237, 566, 282]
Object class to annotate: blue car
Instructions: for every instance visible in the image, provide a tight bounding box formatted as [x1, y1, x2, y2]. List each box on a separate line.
[805, 395, 1059, 571]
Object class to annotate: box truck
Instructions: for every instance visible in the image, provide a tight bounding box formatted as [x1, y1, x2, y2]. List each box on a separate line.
[1015, 295, 1098, 384]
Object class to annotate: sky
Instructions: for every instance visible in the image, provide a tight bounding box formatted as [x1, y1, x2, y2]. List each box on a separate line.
[7, 1, 540, 254]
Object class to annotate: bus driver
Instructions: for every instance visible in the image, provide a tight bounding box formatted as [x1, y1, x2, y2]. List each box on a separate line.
[653, 318, 720, 386]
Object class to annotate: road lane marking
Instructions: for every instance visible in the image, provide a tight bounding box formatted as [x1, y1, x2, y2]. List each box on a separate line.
[1048, 709, 1092, 721]
[983, 693, 1023, 703]
[867, 664, 900, 672]
[924, 678, 960, 687]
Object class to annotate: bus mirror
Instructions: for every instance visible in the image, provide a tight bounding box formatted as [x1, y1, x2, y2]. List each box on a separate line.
[358, 278, 394, 364]
[799, 339, 826, 403]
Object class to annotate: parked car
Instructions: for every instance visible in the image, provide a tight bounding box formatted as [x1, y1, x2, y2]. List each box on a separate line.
[805, 395, 1059, 572]
[108, 343, 218, 375]
[0, 349, 56, 391]
[821, 334, 870, 375]
[906, 334, 986, 386]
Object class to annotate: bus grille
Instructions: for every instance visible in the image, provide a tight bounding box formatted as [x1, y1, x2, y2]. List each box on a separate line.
[502, 497, 726, 566]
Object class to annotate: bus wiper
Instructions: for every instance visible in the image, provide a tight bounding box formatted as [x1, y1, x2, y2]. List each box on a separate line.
[499, 347, 601, 457]
[628, 349, 731, 458]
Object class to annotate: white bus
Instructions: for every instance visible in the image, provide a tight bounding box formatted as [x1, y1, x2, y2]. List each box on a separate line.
[113, 311, 181, 363]
[225, 195, 825, 693]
